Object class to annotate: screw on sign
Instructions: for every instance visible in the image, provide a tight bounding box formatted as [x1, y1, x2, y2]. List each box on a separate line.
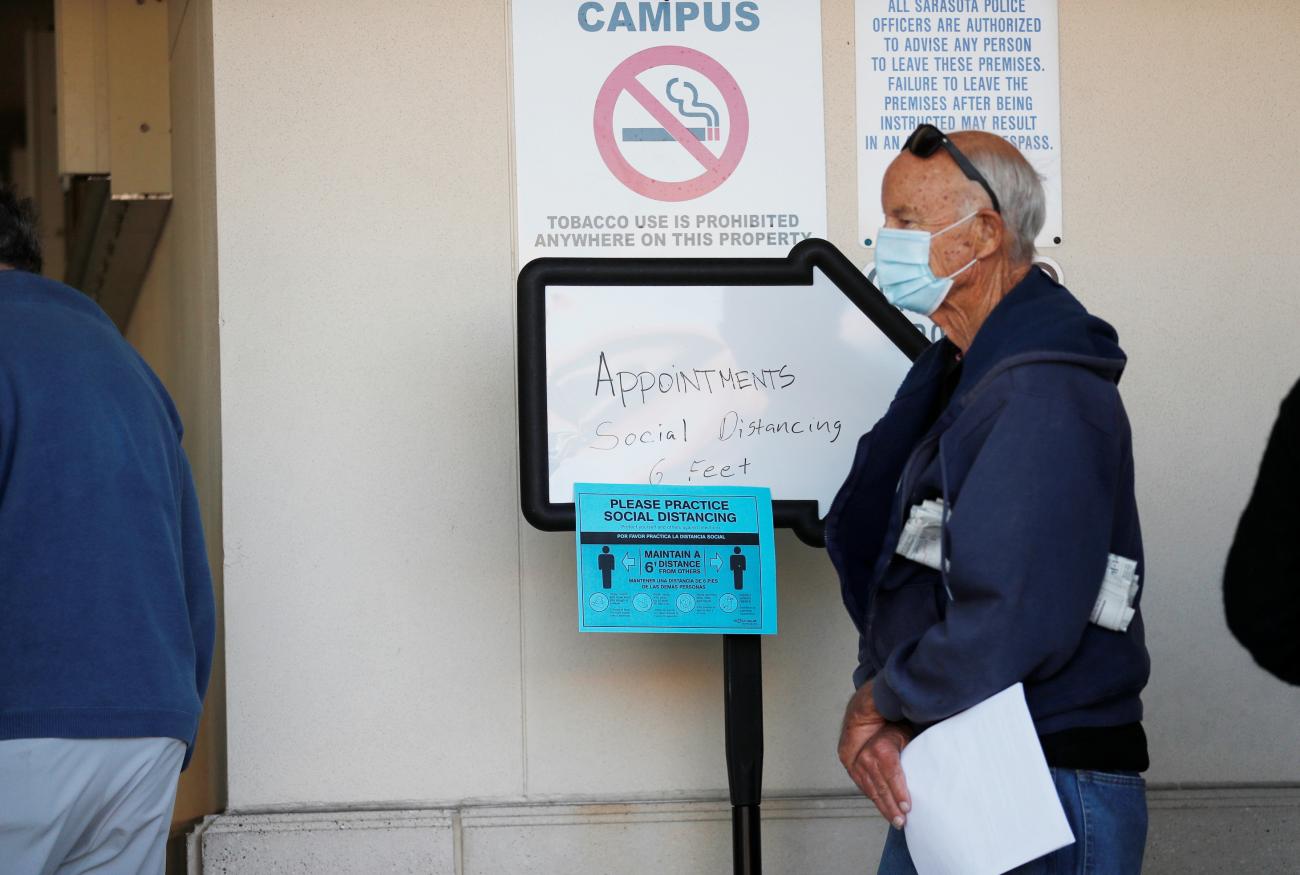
[593, 45, 750, 202]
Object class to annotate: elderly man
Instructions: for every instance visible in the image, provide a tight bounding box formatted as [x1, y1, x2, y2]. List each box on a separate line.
[825, 127, 1151, 874]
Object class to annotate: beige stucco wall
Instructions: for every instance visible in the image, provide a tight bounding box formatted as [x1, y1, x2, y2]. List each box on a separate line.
[208, 0, 1300, 815]
[126, 0, 225, 825]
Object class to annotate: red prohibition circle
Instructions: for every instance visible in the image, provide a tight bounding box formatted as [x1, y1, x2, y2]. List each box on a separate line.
[593, 45, 750, 203]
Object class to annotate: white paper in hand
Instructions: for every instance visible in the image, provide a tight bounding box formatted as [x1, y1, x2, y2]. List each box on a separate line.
[900, 684, 1074, 875]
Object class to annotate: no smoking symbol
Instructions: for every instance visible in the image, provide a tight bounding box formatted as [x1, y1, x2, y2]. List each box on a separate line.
[593, 45, 750, 203]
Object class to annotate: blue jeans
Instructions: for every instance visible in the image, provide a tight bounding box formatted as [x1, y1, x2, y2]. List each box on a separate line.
[877, 768, 1148, 874]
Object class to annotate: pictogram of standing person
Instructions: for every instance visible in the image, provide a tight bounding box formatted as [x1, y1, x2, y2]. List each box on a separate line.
[598, 546, 615, 589]
[729, 547, 747, 590]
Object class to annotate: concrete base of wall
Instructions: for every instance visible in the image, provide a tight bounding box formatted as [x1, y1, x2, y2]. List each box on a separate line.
[190, 786, 1299, 874]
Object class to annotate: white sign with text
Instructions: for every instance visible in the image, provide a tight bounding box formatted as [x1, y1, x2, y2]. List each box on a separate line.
[544, 273, 913, 513]
[511, 0, 828, 264]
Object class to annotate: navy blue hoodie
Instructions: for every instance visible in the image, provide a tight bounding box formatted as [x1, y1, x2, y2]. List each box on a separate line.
[825, 267, 1150, 736]
[0, 269, 214, 766]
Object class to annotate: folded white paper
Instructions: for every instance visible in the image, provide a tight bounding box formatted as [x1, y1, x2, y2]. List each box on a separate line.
[901, 684, 1075, 875]
[895, 499, 946, 571]
[1090, 553, 1140, 632]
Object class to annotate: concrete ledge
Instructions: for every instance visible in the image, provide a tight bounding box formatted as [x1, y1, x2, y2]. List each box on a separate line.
[192, 810, 456, 875]
[192, 786, 1300, 874]
[1146, 786, 1300, 872]
[459, 796, 887, 874]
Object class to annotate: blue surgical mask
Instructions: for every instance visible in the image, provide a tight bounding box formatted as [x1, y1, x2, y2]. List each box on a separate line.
[875, 212, 979, 315]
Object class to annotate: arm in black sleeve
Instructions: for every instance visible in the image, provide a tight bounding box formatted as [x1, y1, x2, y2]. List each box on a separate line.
[1224, 379, 1300, 685]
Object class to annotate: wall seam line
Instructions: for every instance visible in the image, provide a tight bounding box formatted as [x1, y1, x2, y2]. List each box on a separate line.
[169, 0, 194, 58]
[452, 808, 464, 875]
[502, 0, 529, 801]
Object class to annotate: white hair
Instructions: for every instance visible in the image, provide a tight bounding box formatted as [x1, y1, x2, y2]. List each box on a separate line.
[956, 135, 1046, 265]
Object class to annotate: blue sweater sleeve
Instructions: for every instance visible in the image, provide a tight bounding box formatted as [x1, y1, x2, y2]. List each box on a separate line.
[872, 390, 1119, 724]
[179, 449, 216, 769]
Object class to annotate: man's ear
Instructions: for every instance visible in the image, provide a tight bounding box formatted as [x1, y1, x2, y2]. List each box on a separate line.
[972, 210, 1003, 260]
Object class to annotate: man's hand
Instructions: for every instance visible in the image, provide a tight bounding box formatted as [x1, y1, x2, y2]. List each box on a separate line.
[837, 682, 913, 828]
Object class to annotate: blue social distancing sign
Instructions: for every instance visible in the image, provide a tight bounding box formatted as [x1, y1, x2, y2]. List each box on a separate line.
[574, 483, 777, 635]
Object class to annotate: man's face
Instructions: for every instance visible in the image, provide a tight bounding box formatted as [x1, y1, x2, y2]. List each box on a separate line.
[880, 151, 978, 282]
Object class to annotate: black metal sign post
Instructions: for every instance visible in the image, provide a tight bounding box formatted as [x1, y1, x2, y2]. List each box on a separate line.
[724, 634, 764, 875]
[516, 239, 928, 874]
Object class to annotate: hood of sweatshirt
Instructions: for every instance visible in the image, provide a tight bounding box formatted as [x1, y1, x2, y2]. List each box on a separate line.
[950, 265, 1127, 405]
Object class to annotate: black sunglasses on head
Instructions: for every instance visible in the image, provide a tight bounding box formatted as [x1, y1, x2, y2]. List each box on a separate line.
[903, 124, 1001, 214]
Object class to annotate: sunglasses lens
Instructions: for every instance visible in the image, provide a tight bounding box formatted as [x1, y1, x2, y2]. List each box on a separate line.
[906, 125, 943, 157]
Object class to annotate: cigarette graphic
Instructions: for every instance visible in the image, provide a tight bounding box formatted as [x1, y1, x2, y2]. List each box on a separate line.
[622, 127, 722, 142]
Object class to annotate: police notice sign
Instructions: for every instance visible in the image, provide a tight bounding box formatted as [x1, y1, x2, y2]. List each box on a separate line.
[855, 0, 1063, 247]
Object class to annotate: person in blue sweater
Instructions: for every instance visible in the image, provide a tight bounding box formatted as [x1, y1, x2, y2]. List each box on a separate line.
[826, 128, 1151, 874]
[0, 188, 215, 873]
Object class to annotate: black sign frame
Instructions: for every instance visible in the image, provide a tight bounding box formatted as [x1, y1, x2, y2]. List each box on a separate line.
[517, 238, 930, 547]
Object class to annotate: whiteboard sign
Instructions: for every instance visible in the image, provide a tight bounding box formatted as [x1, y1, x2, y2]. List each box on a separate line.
[856, 0, 1062, 247]
[518, 240, 927, 545]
